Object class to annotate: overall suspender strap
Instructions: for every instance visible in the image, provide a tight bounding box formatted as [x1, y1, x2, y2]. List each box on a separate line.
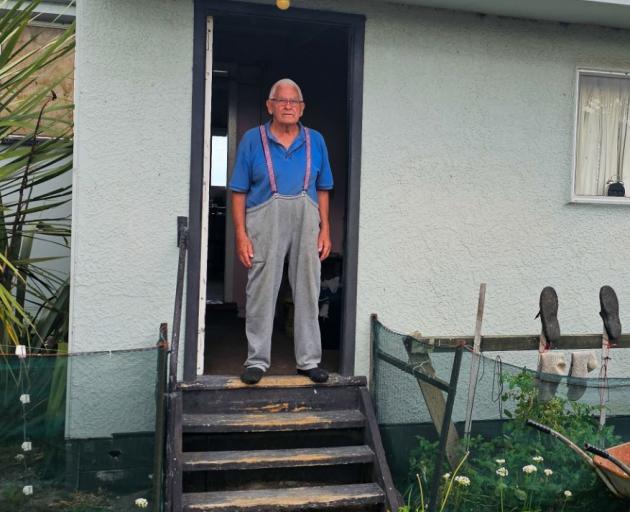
[259, 125, 278, 194]
[259, 124, 311, 195]
[303, 127, 312, 192]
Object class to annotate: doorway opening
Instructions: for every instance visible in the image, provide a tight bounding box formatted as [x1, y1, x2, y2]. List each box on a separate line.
[204, 13, 349, 376]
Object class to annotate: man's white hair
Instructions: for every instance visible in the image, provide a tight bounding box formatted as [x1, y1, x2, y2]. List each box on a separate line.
[268, 78, 303, 101]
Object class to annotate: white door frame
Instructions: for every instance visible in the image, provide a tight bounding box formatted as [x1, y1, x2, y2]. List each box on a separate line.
[196, 16, 213, 376]
[184, 2, 365, 380]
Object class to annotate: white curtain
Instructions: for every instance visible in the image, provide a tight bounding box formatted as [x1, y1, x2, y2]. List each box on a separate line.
[575, 74, 630, 197]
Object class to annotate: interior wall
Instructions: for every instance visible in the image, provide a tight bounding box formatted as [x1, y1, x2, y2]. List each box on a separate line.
[231, 79, 263, 313]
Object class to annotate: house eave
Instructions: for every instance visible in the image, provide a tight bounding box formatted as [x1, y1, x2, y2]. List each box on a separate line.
[17, 0, 630, 31]
[378, 0, 630, 30]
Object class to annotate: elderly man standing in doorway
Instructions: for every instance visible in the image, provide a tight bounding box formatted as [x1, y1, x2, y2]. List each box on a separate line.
[229, 78, 333, 385]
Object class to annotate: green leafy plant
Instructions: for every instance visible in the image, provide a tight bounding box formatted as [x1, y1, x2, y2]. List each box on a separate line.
[0, 3, 74, 507]
[406, 371, 624, 512]
[0, 0, 75, 351]
[400, 452, 471, 512]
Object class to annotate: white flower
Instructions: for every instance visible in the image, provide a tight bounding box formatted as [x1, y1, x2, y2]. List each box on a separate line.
[454, 475, 471, 486]
[496, 467, 508, 478]
[442, 472, 451, 480]
[522, 464, 538, 474]
[135, 498, 148, 509]
[15, 454, 25, 462]
[495, 459, 506, 465]
[564, 490, 572, 498]
[544, 468, 553, 476]
[532, 455, 544, 463]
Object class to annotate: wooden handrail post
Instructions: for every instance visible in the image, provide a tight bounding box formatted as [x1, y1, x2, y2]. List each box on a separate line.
[169, 217, 188, 394]
[152, 324, 169, 512]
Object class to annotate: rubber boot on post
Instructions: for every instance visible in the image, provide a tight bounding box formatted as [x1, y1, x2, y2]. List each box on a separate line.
[599, 285, 622, 343]
[537, 286, 561, 344]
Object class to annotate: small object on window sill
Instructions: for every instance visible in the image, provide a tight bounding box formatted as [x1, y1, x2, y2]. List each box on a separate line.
[607, 175, 625, 197]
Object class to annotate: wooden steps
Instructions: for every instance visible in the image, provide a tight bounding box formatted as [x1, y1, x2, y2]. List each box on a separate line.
[166, 375, 402, 512]
[183, 445, 375, 471]
[182, 410, 366, 433]
[182, 483, 385, 511]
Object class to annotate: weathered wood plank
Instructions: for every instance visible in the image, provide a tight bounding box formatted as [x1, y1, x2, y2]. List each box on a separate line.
[376, 349, 450, 391]
[464, 284, 486, 442]
[182, 483, 384, 511]
[173, 393, 183, 512]
[402, 333, 460, 469]
[166, 392, 183, 512]
[359, 388, 404, 511]
[182, 445, 374, 471]
[181, 386, 360, 415]
[600, 330, 611, 428]
[152, 326, 169, 512]
[405, 333, 630, 352]
[182, 410, 365, 434]
[179, 374, 366, 391]
[183, 428, 365, 454]
[169, 221, 188, 394]
[408, 351, 461, 469]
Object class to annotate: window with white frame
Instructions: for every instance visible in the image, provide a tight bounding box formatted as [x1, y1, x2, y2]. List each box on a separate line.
[574, 70, 630, 202]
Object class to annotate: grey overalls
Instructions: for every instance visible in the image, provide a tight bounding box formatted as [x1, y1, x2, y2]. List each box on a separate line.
[244, 125, 322, 372]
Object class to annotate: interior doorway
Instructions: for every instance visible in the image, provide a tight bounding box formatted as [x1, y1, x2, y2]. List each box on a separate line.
[203, 12, 349, 376]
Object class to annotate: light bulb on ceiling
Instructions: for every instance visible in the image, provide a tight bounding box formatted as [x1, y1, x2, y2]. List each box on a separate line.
[276, 0, 290, 10]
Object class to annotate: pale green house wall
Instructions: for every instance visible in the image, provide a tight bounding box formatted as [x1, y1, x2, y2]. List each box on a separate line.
[352, 2, 630, 379]
[71, 0, 630, 434]
[69, 0, 193, 437]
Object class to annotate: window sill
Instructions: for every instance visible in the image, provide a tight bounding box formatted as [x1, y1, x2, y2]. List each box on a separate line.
[570, 195, 630, 206]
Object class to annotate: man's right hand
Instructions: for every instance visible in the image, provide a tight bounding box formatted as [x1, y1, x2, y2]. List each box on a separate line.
[236, 233, 254, 268]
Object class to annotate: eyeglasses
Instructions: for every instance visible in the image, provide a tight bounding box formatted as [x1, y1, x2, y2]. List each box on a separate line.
[269, 98, 303, 107]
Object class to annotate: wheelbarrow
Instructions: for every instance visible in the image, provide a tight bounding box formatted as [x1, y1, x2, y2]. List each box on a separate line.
[526, 419, 630, 499]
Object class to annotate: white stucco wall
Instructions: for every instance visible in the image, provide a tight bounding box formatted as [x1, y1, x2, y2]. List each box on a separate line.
[351, 2, 630, 379]
[343, 1, 630, 425]
[70, 0, 630, 434]
[69, 0, 193, 437]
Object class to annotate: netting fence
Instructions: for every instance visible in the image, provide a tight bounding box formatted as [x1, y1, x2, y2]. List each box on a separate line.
[372, 316, 630, 512]
[0, 344, 167, 512]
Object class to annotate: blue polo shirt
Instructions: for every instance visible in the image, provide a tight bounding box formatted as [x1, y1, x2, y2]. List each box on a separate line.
[229, 122, 333, 208]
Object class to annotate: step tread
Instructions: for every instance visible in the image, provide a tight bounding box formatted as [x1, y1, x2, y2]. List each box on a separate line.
[179, 374, 367, 391]
[182, 445, 375, 471]
[182, 410, 365, 433]
[182, 483, 385, 511]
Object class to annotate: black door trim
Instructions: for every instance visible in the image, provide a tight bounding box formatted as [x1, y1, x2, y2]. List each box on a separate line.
[184, 0, 365, 380]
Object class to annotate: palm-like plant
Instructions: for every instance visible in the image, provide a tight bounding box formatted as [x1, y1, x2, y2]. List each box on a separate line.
[0, 0, 75, 350]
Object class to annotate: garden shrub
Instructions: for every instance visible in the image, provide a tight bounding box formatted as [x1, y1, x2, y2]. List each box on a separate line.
[406, 371, 625, 512]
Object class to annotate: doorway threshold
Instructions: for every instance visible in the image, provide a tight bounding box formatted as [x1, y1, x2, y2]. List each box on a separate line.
[180, 374, 366, 390]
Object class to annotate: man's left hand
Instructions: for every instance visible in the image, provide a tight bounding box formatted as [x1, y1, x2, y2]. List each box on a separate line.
[318, 228, 331, 261]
